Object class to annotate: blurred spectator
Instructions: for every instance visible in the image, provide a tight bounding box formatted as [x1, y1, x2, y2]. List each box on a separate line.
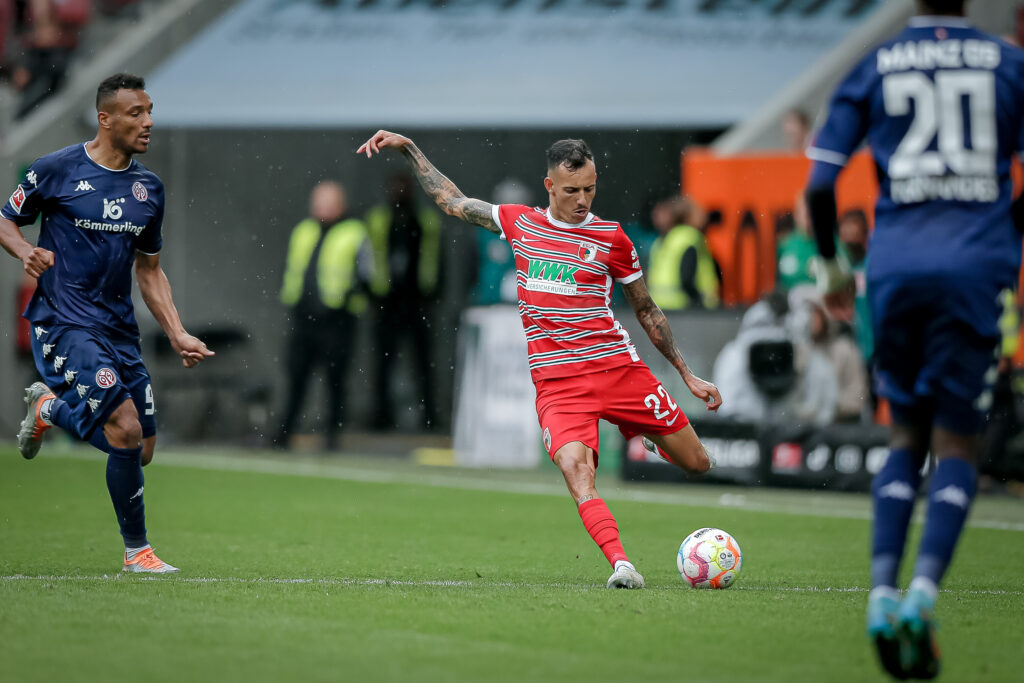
[782, 108, 812, 153]
[837, 207, 873, 363]
[471, 177, 527, 305]
[12, 0, 90, 119]
[366, 171, 442, 431]
[275, 180, 371, 450]
[648, 195, 720, 310]
[789, 285, 867, 423]
[1, 0, 12, 74]
[776, 192, 818, 291]
[713, 289, 838, 426]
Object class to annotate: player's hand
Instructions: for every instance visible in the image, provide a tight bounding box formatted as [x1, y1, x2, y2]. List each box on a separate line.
[823, 282, 856, 322]
[172, 333, 215, 369]
[356, 130, 412, 158]
[816, 258, 856, 322]
[683, 372, 722, 412]
[21, 246, 54, 278]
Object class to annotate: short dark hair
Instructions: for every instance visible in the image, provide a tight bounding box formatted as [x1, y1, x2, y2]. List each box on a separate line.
[919, 0, 965, 15]
[96, 73, 146, 111]
[546, 139, 594, 172]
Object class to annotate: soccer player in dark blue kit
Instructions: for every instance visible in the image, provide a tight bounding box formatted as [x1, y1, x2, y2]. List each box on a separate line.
[0, 73, 214, 573]
[805, 1, 1024, 678]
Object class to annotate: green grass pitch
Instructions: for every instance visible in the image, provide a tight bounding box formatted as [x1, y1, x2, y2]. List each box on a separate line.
[1, 444, 1022, 682]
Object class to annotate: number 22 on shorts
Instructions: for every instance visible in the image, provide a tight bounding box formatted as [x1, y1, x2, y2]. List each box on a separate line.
[644, 385, 678, 423]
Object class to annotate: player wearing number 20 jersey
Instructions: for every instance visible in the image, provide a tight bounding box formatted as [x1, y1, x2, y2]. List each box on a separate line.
[805, 4, 1024, 678]
[359, 130, 722, 590]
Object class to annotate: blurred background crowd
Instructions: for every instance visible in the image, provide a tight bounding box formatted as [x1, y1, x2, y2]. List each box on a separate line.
[1, 0, 1023, 490]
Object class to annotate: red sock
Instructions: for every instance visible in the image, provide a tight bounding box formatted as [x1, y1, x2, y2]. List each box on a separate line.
[578, 498, 628, 567]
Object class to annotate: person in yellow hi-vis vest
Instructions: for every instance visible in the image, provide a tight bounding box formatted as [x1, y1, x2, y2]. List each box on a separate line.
[648, 196, 720, 310]
[275, 181, 372, 450]
[365, 172, 442, 431]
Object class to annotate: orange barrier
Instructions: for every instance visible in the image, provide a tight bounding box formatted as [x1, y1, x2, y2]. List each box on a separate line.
[681, 147, 878, 306]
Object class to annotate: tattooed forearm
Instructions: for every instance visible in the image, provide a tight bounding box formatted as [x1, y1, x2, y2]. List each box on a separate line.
[623, 280, 690, 376]
[401, 143, 500, 234]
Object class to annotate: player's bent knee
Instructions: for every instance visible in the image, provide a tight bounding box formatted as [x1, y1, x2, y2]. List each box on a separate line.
[104, 401, 143, 449]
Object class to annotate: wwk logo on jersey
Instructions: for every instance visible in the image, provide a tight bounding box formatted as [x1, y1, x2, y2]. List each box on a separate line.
[95, 368, 117, 389]
[526, 259, 579, 296]
[8, 185, 26, 213]
[102, 197, 126, 220]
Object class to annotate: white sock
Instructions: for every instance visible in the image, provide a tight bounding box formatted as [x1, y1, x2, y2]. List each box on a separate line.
[125, 545, 151, 561]
[39, 398, 54, 426]
[614, 560, 635, 572]
[908, 576, 938, 600]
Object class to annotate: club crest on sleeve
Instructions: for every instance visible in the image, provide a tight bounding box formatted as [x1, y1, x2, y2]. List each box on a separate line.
[8, 185, 26, 213]
[95, 368, 118, 389]
[578, 241, 598, 263]
[132, 182, 148, 202]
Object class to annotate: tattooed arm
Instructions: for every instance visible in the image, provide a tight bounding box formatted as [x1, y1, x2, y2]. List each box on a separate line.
[621, 277, 722, 411]
[356, 130, 500, 234]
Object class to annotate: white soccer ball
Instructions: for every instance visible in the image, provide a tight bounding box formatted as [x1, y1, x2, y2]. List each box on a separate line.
[677, 527, 743, 589]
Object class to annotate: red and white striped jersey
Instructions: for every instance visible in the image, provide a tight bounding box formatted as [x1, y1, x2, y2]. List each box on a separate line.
[491, 204, 643, 382]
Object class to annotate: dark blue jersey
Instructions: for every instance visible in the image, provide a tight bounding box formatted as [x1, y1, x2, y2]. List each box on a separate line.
[808, 16, 1024, 289]
[2, 143, 164, 341]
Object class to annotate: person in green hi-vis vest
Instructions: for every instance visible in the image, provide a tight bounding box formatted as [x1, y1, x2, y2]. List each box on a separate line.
[648, 196, 720, 310]
[276, 181, 372, 450]
[365, 172, 443, 431]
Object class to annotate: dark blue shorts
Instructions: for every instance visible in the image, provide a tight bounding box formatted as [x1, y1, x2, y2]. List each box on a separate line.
[869, 276, 1001, 435]
[30, 323, 156, 440]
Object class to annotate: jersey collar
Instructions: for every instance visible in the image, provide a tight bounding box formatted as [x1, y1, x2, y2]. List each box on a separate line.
[82, 143, 135, 172]
[908, 15, 971, 29]
[545, 207, 594, 229]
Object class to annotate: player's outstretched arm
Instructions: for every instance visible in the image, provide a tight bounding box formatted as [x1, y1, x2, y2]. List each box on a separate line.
[0, 216, 54, 277]
[135, 252, 214, 369]
[357, 130, 500, 234]
[621, 277, 722, 411]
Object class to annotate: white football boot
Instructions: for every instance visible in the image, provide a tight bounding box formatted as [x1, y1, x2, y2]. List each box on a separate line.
[607, 560, 645, 589]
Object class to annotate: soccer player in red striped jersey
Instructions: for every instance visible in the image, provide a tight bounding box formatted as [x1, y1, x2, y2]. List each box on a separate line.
[358, 130, 722, 589]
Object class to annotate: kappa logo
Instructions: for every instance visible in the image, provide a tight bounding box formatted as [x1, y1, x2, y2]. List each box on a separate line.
[87, 398, 102, 413]
[26, 171, 38, 187]
[132, 182, 148, 201]
[64, 369, 77, 384]
[75, 180, 95, 192]
[42, 343, 54, 357]
[102, 197, 126, 220]
[578, 241, 598, 263]
[878, 480, 915, 501]
[34, 326, 48, 339]
[53, 355, 66, 372]
[8, 185, 26, 213]
[934, 485, 970, 509]
[95, 368, 117, 389]
[76, 383, 90, 398]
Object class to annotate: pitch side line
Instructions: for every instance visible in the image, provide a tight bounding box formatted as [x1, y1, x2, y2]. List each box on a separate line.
[40, 450, 1024, 533]
[2, 574, 1022, 597]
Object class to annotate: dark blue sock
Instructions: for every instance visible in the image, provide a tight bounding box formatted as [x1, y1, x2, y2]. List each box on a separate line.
[914, 456, 977, 586]
[105, 446, 148, 548]
[870, 448, 923, 588]
[48, 398, 78, 435]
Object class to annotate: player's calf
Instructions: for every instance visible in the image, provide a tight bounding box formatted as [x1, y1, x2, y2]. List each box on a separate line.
[643, 426, 712, 474]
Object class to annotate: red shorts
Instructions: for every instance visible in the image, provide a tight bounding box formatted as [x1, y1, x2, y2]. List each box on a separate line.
[534, 362, 689, 465]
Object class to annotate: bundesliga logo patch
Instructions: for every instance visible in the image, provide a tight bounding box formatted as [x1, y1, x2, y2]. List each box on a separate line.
[95, 368, 117, 389]
[132, 181, 148, 202]
[8, 185, 26, 213]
